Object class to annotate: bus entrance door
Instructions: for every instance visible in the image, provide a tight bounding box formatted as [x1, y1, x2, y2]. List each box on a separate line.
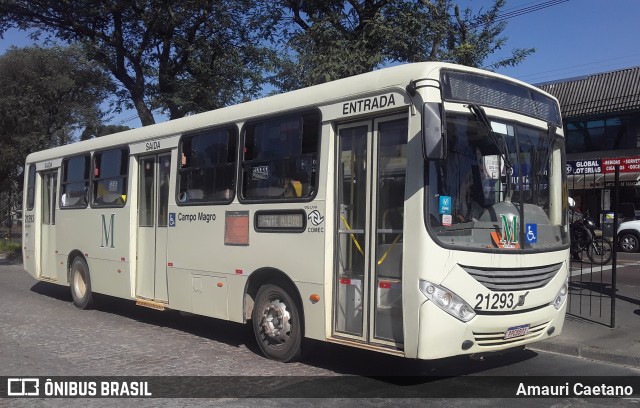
[39, 170, 58, 280]
[334, 115, 407, 348]
[136, 153, 171, 302]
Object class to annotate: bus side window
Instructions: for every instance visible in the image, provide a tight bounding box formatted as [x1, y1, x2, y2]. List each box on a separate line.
[241, 111, 320, 201]
[177, 126, 237, 204]
[61, 154, 90, 209]
[26, 165, 36, 210]
[92, 148, 128, 207]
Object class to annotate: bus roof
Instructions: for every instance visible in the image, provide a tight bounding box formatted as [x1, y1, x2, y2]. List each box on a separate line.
[25, 61, 557, 164]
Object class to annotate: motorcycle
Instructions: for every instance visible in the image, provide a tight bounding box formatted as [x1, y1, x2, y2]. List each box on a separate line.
[570, 210, 613, 265]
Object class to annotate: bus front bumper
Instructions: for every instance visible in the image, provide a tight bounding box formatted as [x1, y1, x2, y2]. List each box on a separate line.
[416, 299, 567, 360]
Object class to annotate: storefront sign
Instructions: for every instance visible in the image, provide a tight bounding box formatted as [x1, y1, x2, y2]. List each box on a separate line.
[566, 160, 602, 175]
[604, 180, 640, 187]
[602, 156, 640, 173]
[567, 156, 640, 175]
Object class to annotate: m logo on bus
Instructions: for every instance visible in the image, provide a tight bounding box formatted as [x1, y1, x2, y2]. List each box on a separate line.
[101, 213, 116, 248]
[500, 214, 518, 248]
[490, 214, 520, 249]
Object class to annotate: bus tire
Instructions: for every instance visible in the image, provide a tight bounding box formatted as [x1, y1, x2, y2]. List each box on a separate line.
[252, 283, 302, 362]
[70, 257, 94, 310]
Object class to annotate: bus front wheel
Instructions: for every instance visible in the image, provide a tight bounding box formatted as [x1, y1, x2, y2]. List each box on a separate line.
[252, 283, 302, 362]
[70, 257, 94, 310]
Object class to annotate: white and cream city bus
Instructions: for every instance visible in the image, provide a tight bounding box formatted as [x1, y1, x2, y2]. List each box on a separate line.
[22, 62, 569, 362]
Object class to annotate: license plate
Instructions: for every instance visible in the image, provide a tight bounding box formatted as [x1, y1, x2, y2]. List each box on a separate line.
[504, 324, 530, 340]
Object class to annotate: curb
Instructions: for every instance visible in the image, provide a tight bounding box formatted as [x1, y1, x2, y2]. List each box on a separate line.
[528, 342, 640, 370]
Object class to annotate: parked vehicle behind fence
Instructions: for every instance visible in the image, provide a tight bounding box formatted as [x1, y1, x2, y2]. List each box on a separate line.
[618, 220, 640, 252]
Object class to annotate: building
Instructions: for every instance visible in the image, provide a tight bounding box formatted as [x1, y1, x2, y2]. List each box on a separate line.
[539, 66, 640, 222]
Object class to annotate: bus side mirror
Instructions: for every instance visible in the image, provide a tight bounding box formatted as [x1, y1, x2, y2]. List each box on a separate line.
[423, 102, 446, 160]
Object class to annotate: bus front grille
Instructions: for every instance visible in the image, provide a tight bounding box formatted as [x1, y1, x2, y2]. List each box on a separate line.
[461, 263, 562, 291]
[473, 322, 549, 347]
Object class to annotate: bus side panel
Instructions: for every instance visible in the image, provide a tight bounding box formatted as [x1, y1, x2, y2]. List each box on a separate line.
[87, 258, 132, 300]
[166, 201, 327, 341]
[22, 214, 36, 279]
[293, 281, 326, 341]
[166, 268, 229, 320]
[56, 207, 132, 298]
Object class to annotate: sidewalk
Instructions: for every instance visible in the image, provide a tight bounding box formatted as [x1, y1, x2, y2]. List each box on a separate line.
[528, 290, 640, 369]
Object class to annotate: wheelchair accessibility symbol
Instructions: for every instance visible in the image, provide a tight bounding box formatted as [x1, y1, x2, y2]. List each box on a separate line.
[525, 223, 537, 244]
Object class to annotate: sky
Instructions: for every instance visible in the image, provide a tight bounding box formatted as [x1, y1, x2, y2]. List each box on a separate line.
[1, 0, 639, 128]
[488, 0, 640, 84]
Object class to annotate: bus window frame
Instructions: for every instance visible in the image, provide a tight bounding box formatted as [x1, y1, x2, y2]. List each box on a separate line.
[90, 145, 130, 209]
[60, 154, 91, 210]
[26, 165, 36, 211]
[423, 113, 569, 255]
[176, 124, 239, 206]
[238, 108, 322, 204]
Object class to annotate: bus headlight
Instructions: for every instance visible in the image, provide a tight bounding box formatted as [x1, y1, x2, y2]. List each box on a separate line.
[419, 280, 476, 322]
[553, 278, 569, 310]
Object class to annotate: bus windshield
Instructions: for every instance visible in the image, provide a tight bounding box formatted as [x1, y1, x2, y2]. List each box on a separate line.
[427, 112, 569, 252]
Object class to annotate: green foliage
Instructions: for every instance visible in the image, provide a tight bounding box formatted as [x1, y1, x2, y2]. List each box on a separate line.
[436, 0, 534, 70]
[0, 0, 273, 125]
[80, 124, 131, 140]
[0, 239, 21, 255]
[265, 0, 535, 90]
[0, 1, 533, 124]
[0, 45, 113, 188]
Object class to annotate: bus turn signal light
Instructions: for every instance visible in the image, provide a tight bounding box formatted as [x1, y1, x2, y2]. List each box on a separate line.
[309, 294, 320, 303]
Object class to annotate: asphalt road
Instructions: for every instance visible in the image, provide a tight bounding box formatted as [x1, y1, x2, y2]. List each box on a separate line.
[569, 251, 640, 323]
[1, 259, 639, 407]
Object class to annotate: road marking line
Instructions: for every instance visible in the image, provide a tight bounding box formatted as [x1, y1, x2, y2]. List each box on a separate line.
[570, 260, 640, 277]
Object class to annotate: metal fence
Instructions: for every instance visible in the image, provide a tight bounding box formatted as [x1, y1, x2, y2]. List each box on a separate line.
[567, 166, 619, 327]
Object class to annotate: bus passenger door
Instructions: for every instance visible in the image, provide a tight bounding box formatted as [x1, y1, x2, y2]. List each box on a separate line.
[39, 170, 58, 280]
[136, 153, 171, 302]
[334, 115, 407, 347]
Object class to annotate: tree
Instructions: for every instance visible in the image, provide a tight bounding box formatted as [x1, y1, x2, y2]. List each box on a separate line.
[264, 0, 534, 91]
[80, 124, 131, 140]
[434, 0, 534, 69]
[0, 45, 112, 191]
[0, 0, 271, 126]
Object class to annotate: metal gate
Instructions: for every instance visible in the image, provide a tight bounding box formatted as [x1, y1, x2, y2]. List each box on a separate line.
[566, 164, 619, 327]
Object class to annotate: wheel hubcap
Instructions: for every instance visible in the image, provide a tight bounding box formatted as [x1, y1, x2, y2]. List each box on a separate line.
[74, 268, 86, 298]
[622, 236, 637, 251]
[260, 299, 291, 343]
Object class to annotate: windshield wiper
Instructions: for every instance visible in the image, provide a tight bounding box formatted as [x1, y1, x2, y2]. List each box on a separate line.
[536, 124, 556, 176]
[467, 104, 514, 201]
[529, 124, 556, 203]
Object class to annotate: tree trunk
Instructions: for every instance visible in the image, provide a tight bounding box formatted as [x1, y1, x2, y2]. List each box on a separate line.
[133, 98, 156, 126]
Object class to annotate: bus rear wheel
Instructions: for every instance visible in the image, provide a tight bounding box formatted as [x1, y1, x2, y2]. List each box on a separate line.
[70, 257, 94, 310]
[252, 283, 302, 362]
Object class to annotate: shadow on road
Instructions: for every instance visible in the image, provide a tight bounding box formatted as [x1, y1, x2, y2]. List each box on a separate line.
[30, 280, 72, 302]
[30, 280, 252, 351]
[302, 340, 537, 377]
[29, 280, 539, 381]
[571, 280, 640, 307]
